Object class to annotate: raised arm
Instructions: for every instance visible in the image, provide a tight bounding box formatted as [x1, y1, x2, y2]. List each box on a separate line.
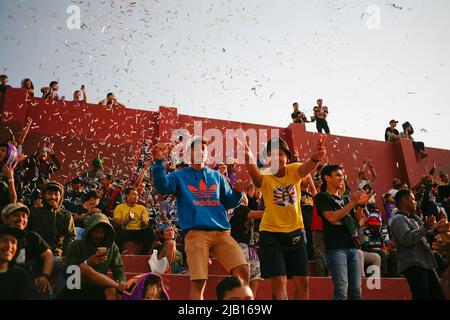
[151, 143, 177, 195]
[237, 135, 263, 188]
[3, 164, 17, 203]
[298, 134, 327, 178]
[17, 116, 33, 146]
[134, 161, 151, 187]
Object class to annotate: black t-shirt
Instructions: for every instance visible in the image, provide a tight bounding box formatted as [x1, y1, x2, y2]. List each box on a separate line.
[230, 205, 253, 245]
[0, 265, 33, 299]
[301, 191, 314, 230]
[0, 84, 11, 94]
[384, 127, 399, 141]
[291, 111, 306, 123]
[15, 231, 51, 273]
[315, 192, 357, 251]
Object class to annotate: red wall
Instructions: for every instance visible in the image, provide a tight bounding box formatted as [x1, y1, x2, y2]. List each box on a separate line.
[2, 88, 450, 216]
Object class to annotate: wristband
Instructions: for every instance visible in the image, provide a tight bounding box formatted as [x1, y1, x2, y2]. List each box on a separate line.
[8, 178, 14, 183]
[41, 272, 51, 279]
[311, 157, 320, 163]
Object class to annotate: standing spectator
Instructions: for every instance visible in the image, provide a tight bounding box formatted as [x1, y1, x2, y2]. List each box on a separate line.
[216, 276, 254, 300]
[1, 203, 53, 298]
[21, 78, 35, 97]
[241, 135, 326, 300]
[230, 194, 263, 297]
[73, 84, 87, 102]
[152, 137, 249, 300]
[387, 178, 402, 196]
[63, 177, 87, 215]
[357, 158, 377, 191]
[389, 189, 445, 300]
[81, 157, 104, 191]
[43, 81, 62, 100]
[99, 92, 126, 108]
[400, 121, 428, 159]
[384, 119, 400, 142]
[113, 187, 154, 255]
[155, 223, 184, 274]
[310, 205, 328, 276]
[383, 193, 396, 224]
[22, 146, 61, 191]
[300, 174, 317, 260]
[0, 74, 11, 94]
[313, 99, 330, 134]
[0, 145, 18, 212]
[98, 174, 122, 218]
[61, 213, 126, 300]
[0, 225, 33, 300]
[315, 165, 372, 300]
[291, 102, 311, 124]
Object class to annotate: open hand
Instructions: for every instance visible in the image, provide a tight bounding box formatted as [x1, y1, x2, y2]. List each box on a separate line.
[311, 135, 327, 162]
[155, 143, 171, 160]
[233, 179, 251, 193]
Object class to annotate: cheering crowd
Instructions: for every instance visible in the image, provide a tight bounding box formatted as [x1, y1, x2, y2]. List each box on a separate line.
[0, 78, 449, 300]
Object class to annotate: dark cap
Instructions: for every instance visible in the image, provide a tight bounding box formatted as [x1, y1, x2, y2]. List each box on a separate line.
[389, 119, 398, 124]
[264, 138, 292, 160]
[0, 225, 25, 240]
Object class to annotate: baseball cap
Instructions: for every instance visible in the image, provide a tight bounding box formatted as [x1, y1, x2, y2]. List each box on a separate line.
[264, 137, 292, 160]
[367, 213, 382, 226]
[389, 119, 398, 124]
[159, 223, 173, 234]
[0, 224, 25, 240]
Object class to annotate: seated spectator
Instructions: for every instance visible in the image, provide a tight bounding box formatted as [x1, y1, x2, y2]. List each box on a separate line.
[21, 78, 35, 97]
[98, 92, 126, 108]
[159, 194, 177, 224]
[361, 212, 391, 276]
[81, 157, 104, 191]
[216, 276, 254, 300]
[63, 177, 87, 215]
[383, 193, 396, 223]
[400, 121, 428, 159]
[98, 174, 122, 218]
[0, 74, 11, 94]
[389, 189, 445, 300]
[42, 81, 63, 100]
[73, 190, 102, 240]
[30, 189, 43, 208]
[28, 181, 76, 298]
[22, 146, 61, 192]
[230, 194, 263, 297]
[155, 223, 184, 274]
[0, 225, 33, 299]
[61, 213, 126, 300]
[73, 84, 87, 102]
[1, 203, 53, 299]
[113, 187, 154, 255]
[123, 272, 169, 300]
[291, 102, 311, 124]
[384, 119, 400, 142]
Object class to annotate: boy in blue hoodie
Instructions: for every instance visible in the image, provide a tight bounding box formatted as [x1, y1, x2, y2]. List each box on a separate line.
[152, 136, 249, 300]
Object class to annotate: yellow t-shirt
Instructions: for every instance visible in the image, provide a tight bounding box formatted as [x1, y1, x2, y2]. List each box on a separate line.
[113, 203, 149, 231]
[259, 163, 304, 233]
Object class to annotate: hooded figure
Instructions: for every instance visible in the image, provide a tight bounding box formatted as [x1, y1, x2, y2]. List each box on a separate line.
[122, 272, 169, 300]
[62, 213, 125, 299]
[28, 181, 75, 257]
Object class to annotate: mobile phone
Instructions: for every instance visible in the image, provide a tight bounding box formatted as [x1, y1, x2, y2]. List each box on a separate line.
[96, 247, 107, 257]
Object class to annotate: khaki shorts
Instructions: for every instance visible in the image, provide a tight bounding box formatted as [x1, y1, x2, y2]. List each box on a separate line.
[184, 230, 247, 281]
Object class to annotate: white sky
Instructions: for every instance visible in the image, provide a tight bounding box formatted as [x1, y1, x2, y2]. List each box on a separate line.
[1, 0, 449, 149]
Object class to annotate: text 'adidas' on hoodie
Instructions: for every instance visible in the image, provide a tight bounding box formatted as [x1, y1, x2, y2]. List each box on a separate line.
[152, 160, 243, 234]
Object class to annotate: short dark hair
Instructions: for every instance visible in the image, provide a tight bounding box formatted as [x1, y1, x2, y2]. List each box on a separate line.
[395, 189, 412, 207]
[70, 177, 83, 185]
[107, 92, 114, 97]
[216, 276, 245, 300]
[293, 102, 298, 107]
[82, 190, 99, 203]
[125, 187, 137, 196]
[49, 81, 58, 87]
[383, 193, 393, 201]
[0, 74, 7, 79]
[320, 165, 342, 184]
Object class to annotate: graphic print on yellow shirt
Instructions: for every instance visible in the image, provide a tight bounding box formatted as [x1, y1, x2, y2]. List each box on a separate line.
[114, 203, 149, 231]
[260, 163, 304, 233]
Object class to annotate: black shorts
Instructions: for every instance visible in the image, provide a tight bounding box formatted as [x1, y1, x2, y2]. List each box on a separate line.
[259, 229, 309, 278]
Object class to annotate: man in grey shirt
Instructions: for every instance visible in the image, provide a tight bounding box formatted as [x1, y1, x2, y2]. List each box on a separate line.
[389, 189, 445, 300]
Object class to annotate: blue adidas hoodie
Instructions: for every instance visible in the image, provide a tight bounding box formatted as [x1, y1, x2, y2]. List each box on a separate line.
[152, 160, 243, 234]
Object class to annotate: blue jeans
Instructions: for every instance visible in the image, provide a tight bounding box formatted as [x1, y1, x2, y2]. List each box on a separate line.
[50, 256, 66, 300]
[325, 248, 362, 300]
